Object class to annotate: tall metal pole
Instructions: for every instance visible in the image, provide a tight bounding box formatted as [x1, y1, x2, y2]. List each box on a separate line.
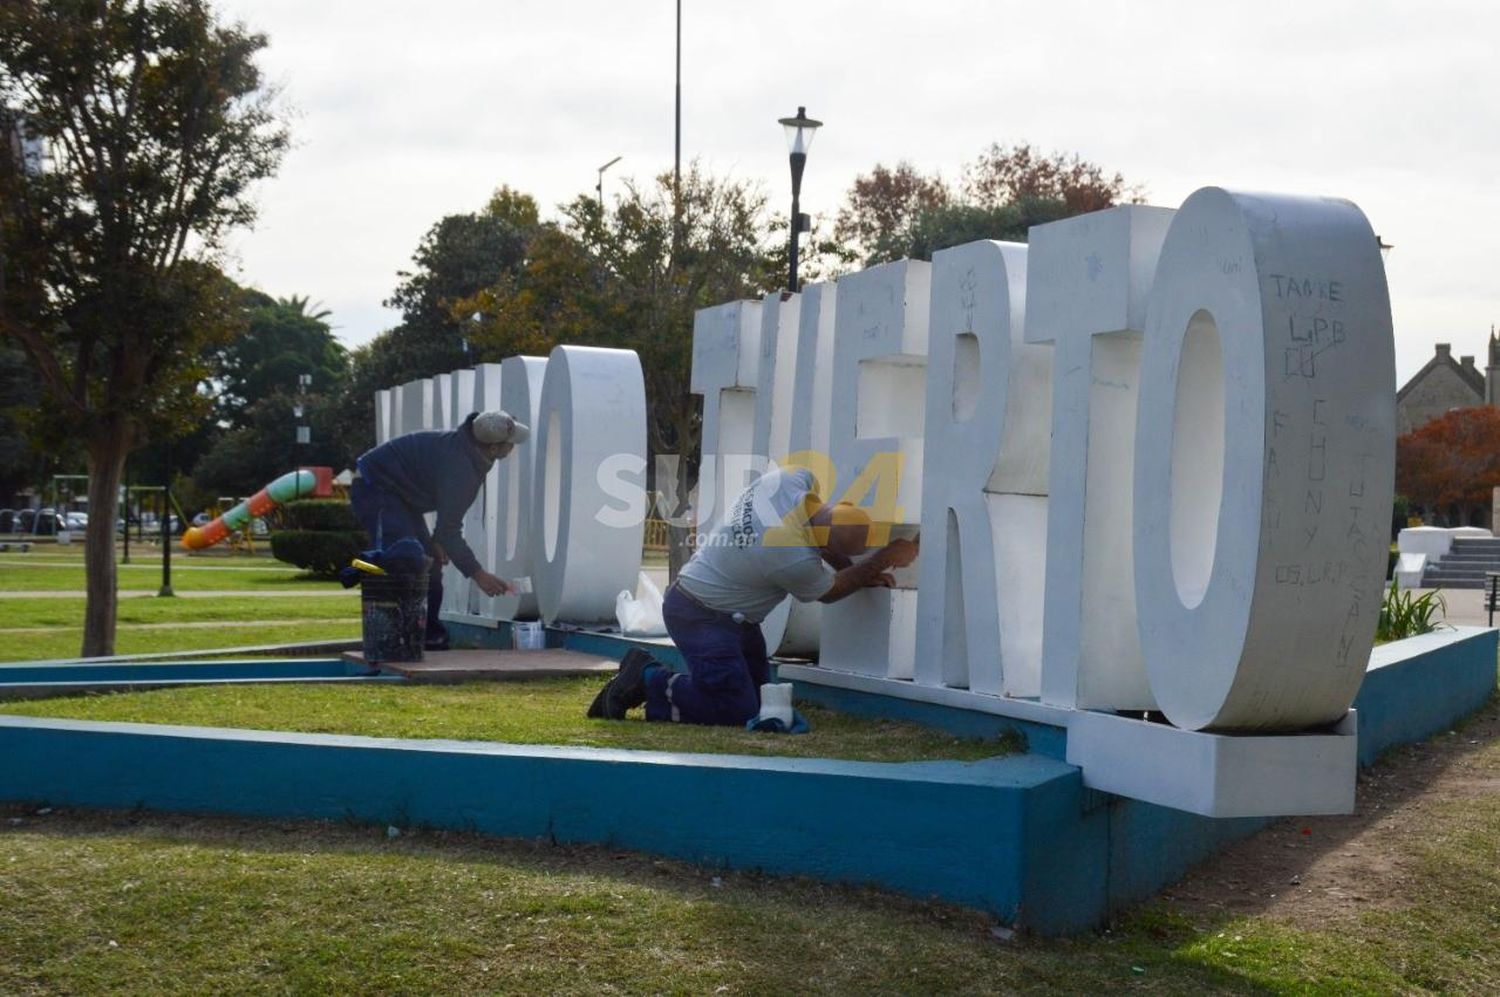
[121, 461, 129, 565]
[788, 150, 806, 293]
[158, 441, 173, 597]
[674, 0, 681, 196]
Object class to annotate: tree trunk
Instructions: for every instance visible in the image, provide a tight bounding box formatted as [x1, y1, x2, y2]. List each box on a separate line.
[81, 422, 130, 658]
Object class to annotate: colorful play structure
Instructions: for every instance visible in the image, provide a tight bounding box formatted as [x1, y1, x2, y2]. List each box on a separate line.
[181, 467, 333, 550]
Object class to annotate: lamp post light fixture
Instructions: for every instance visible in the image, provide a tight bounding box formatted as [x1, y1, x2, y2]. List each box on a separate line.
[778, 106, 822, 293]
[596, 155, 623, 209]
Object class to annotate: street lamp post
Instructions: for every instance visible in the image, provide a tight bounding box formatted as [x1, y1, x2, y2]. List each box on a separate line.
[293, 372, 312, 502]
[596, 155, 622, 209]
[778, 106, 822, 293]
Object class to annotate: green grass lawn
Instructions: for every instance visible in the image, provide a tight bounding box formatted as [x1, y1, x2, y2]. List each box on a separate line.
[0, 560, 339, 592]
[0, 546, 356, 659]
[0, 680, 1011, 763]
[1, 742, 1495, 994]
[0, 595, 359, 662]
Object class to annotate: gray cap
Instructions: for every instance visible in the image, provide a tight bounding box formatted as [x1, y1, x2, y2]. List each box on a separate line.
[472, 410, 530, 445]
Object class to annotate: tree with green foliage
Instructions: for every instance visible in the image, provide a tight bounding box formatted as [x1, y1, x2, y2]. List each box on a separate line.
[835, 143, 1143, 266]
[213, 290, 345, 428]
[450, 167, 784, 573]
[326, 187, 542, 464]
[0, 341, 44, 507]
[0, 0, 288, 656]
[192, 387, 347, 498]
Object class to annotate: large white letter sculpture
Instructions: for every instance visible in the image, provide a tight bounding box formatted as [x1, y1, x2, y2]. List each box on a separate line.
[440, 366, 482, 623]
[692, 289, 828, 655]
[820, 260, 931, 680]
[1133, 189, 1393, 731]
[532, 345, 647, 624]
[376, 349, 648, 628]
[691, 301, 763, 531]
[915, 240, 1050, 698]
[1028, 206, 1175, 710]
[490, 355, 547, 621]
[701, 187, 1394, 746]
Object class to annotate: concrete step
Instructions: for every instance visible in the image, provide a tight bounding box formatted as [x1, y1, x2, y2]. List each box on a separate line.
[1421, 572, 1491, 586]
[1424, 567, 1494, 578]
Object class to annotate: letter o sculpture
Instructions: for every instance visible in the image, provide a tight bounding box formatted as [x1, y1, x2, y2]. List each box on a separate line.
[531, 345, 648, 624]
[1133, 188, 1395, 732]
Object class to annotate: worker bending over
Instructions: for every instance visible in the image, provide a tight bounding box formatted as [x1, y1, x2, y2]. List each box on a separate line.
[588, 465, 918, 724]
[351, 410, 527, 650]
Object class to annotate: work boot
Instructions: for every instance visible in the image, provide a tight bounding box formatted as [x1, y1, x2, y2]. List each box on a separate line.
[586, 649, 655, 719]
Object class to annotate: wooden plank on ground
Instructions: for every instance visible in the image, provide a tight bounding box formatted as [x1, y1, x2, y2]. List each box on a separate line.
[343, 647, 619, 682]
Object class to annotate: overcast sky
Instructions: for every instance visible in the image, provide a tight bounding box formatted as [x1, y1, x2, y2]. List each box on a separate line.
[218, 0, 1498, 384]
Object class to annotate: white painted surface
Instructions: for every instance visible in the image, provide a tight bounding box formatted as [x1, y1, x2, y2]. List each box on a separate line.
[915, 240, 1048, 698]
[1133, 188, 1395, 731]
[431, 372, 454, 431]
[374, 389, 392, 445]
[491, 356, 547, 621]
[397, 378, 432, 436]
[1397, 525, 1490, 559]
[752, 290, 801, 464]
[1394, 552, 1426, 591]
[1026, 206, 1174, 711]
[778, 282, 838, 658]
[821, 260, 931, 682]
[387, 384, 403, 442]
[1066, 709, 1358, 817]
[787, 282, 837, 459]
[440, 367, 479, 621]
[691, 300, 763, 530]
[531, 346, 647, 624]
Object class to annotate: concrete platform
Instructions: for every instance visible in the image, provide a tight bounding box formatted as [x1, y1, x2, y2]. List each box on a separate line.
[342, 647, 619, 682]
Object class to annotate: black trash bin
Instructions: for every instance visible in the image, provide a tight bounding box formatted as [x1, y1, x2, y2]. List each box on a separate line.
[360, 569, 427, 663]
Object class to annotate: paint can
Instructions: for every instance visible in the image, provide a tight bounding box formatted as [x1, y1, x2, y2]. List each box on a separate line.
[360, 569, 427, 663]
[512, 621, 545, 651]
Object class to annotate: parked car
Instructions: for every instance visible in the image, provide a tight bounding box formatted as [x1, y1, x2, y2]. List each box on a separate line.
[17, 509, 35, 533]
[63, 512, 88, 531]
[32, 508, 57, 536]
[0, 510, 13, 534]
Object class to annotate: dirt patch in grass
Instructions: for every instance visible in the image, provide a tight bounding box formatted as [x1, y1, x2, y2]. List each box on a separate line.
[1159, 694, 1500, 931]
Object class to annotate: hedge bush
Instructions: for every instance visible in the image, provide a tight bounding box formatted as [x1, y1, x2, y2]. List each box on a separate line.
[270, 529, 366, 578]
[271, 500, 364, 578]
[281, 499, 361, 532]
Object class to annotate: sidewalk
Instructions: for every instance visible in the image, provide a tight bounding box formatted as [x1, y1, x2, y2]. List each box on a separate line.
[1415, 587, 1499, 629]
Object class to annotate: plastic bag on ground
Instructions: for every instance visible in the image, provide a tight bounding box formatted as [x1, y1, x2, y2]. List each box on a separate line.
[615, 571, 668, 637]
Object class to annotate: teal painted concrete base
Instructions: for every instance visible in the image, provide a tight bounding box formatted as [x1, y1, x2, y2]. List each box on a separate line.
[0, 715, 1099, 933]
[0, 626, 1492, 933]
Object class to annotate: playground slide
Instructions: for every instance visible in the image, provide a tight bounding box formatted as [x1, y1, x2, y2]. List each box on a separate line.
[181, 467, 331, 550]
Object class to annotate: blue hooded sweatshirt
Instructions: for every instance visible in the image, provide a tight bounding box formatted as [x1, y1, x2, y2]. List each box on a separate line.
[355, 411, 495, 578]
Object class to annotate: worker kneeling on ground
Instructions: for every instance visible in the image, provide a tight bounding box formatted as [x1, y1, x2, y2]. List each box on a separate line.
[588, 465, 918, 725]
[351, 410, 527, 650]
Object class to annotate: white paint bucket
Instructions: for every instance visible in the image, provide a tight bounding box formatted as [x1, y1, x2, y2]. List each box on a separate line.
[512, 621, 545, 651]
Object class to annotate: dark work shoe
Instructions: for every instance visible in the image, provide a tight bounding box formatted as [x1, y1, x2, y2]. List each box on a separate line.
[424, 632, 451, 652]
[586, 649, 655, 719]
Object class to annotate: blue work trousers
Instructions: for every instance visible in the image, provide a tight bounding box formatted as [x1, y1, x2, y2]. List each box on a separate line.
[644, 585, 770, 726]
[349, 478, 446, 640]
